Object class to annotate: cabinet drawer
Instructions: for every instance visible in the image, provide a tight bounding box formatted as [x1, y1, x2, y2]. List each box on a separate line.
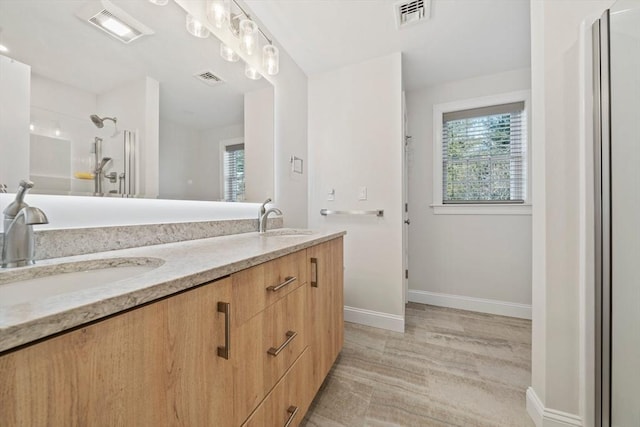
[234, 282, 309, 425]
[232, 250, 307, 325]
[242, 348, 313, 427]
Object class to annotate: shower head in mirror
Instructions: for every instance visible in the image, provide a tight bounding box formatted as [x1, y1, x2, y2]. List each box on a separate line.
[90, 115, 117, 129]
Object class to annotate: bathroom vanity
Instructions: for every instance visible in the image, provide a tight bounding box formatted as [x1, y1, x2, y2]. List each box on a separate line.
[0, 230, 344, 426]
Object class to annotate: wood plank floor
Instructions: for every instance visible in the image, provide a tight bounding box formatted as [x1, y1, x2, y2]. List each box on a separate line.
[301, 302, 534, 427]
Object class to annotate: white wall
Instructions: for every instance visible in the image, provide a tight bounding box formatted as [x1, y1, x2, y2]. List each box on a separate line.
[0, 56, 30, 189]
[607, 4, 640, 425]
[97, 77, 160, 198]
[528, 1, 615, 426]
[30, 74, 99, 194]
[405, 68, 532, 318]
[244, 86, 275, 203]
[308, 53, 404, 331]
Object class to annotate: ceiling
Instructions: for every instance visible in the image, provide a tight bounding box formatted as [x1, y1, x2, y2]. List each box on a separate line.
[0, 0, 271, 130]
[245, 0, 531, 90]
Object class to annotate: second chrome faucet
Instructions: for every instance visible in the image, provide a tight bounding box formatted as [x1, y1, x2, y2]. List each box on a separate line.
[259, 198, 282, 234]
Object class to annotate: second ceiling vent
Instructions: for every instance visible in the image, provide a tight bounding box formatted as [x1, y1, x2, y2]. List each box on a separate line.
[193, 71, 224, 87]
[395, 0, 430, 29]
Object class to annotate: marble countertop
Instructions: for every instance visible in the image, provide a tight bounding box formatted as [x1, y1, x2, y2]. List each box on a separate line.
[0, 229, 345, 353]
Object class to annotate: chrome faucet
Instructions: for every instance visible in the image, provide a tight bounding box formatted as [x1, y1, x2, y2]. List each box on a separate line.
[259, 198, 272, 219]
[259, 208, 282, 234]
[2, 180, 49, 268]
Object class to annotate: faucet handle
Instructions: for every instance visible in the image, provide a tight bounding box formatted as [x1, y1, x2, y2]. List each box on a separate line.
[19, 180, 35, 190]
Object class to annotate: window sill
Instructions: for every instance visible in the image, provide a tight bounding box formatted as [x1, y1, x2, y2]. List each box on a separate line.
[430, 204, 532, 215]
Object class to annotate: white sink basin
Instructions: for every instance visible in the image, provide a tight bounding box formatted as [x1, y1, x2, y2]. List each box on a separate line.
[261, 229, 316, 237]
[0, 257, 163, 307]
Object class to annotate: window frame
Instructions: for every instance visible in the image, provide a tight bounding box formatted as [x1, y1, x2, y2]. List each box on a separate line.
[219, 137, 245, 202]
[432, 90, 532, 215]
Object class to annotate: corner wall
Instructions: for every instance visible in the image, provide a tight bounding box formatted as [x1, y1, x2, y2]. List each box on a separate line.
[528, 1, 615, 426]
[308, 53, 404, 331]
[405, 68, 532, 319]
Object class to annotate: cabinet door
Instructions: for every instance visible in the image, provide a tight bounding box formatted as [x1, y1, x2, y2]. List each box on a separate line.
[0, 298, 170, 426]
[307, 237, 344, 392]
[0, 278, 234, 427]
[166, 277, 234, 426]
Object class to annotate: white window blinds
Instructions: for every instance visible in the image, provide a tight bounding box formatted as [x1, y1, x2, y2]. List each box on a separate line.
[223, 143, 245, 202]
[442, 101, 526, 204]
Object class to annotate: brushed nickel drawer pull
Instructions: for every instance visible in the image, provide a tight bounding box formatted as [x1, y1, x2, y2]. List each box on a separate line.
[267, 331, 297, 356]
[267, 276, 297, 292]
[284, 405, 299, 427]
[310, 257, 318, 287]
[217, 302, 230, 360]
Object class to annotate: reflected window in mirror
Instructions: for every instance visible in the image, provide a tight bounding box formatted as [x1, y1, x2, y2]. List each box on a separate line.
[222, 140, 245, 202]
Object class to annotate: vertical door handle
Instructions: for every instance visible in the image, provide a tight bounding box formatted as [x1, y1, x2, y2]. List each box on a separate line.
[310, 257, 318, 287]
[217, 301, 230, 359]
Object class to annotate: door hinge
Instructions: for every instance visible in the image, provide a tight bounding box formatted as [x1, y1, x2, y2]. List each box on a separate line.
[405, 269, 408, 279]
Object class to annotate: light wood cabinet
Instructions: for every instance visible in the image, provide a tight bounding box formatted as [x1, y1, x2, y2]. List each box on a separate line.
[0, 278, 233, 426]
[241, 349, 313, 427]
[307, 236, 345, 392]
[0, 236, 344, 426]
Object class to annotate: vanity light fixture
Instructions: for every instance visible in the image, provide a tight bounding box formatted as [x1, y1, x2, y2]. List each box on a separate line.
[186, 14, 210, 38]
[208, 0, 230, 29]
[244, 63, 262, 80]
[262, 44, 279, 76]
[238, 19, 258, 55]
[220, 43, 239, 62]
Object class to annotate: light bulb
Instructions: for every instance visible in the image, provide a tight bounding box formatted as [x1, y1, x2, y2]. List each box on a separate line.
[186, 14, 210, 38]
[245, 63, 262, 80]
[239, 19, 258, 55]
[263, 44, 279, 76]
[220, 43, 239, 62]
[207, 0, 230, 29]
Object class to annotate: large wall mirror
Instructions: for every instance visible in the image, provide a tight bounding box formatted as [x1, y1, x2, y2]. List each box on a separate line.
[0, 0, 274, 202]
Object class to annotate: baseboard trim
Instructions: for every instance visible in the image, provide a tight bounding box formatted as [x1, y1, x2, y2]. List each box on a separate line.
[343, 306, 405, 333]
[408, 289, 532, 319]
[526, 387, 583, 427]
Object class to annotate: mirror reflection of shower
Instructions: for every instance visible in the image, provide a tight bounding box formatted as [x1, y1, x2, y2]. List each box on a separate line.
[89, 115, 136, 197]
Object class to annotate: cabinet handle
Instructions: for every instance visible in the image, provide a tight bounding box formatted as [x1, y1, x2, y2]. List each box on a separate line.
[267, 330, 297, 356]
[266, 276, 297, 292]
[310, 257, 318, 288]
[217, 302, 230, 360]
[284, 405, 299, 427]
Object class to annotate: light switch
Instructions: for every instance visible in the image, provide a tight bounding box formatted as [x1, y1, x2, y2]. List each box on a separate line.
[327, 188, 335, 201]
[358, 186, 367, 200]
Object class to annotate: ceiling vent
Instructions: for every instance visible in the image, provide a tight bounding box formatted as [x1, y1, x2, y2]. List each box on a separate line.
[395, 0, 430, 29]
[75, 0, 154, 44]
[194, 71, 224, 87]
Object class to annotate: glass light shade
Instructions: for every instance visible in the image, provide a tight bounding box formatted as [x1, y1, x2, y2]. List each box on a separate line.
[262, 44, 279, 76]
[186, 14, 210, 38]
[207, 0, 230, 29]
[239, 19, 258, 55]
[245, 63, 262, 80]
[220, 43, 239, 62]
[148, 0, 169, 5]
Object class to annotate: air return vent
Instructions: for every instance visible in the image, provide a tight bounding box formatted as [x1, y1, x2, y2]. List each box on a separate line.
[76, 0, 153, 44]
[194, 71, 224, 87]
[395, 0, 430, 29]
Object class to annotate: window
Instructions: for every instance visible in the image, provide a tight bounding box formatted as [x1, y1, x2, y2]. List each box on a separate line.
[223, 143, 245, 202]
[433, 92, 530, 214]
